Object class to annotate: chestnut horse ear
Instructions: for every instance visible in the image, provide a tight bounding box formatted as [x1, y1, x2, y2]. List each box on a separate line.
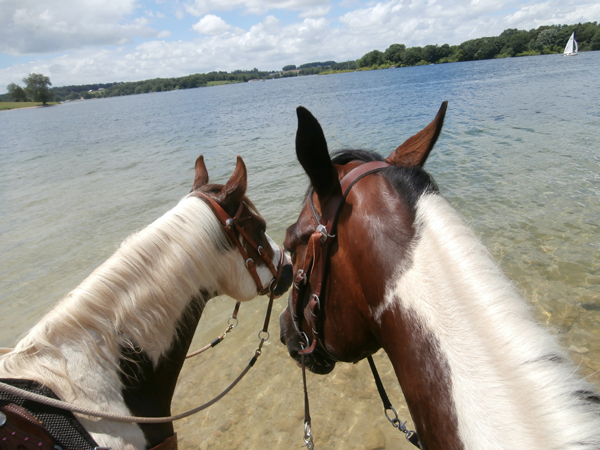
[385, 101, 448, 168]
[221, 155, 247, 211]
[296, 106, 341, 200]
[192, 155, 209, 191]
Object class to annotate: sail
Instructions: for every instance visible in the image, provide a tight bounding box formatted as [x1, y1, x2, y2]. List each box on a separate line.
[563, 32, 578, 55]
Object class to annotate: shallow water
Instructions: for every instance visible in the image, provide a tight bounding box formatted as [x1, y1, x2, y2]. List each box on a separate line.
[1, 52, 599, 449]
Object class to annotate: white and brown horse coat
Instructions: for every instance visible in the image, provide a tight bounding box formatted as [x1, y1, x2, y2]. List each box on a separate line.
[1, 156, 290, 449]
[280, 104, 600, 450]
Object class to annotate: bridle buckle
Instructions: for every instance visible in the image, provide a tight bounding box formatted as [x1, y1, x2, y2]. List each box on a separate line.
[316, 224, 334, 243]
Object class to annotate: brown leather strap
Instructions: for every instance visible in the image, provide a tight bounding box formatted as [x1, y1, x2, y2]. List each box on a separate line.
[149, 433, 178, 450]
[0, 403, 57, 450]
[295, 160, 390, 355]
[340, 161, 389, 196]
[261, 248, 285, 334]
[193, 192, 279, 292]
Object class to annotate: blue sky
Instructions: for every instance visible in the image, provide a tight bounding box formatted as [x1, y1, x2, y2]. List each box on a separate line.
[1, 0, 598, 91]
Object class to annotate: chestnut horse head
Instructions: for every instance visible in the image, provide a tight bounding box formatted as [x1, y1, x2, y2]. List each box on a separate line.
[280, 103, 446, 374]
[280, 103, 600, 450]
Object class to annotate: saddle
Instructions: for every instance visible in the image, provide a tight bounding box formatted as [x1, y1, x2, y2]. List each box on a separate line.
[0, 379, 177, 450]
[0, 402, 56, 450]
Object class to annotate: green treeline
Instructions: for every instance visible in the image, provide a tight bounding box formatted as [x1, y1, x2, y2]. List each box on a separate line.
[46, 69, 276, 102]
[353, 22, 599, 70]
[2, 22, 598, 103]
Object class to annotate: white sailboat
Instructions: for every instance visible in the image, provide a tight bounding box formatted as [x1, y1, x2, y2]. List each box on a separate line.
[563, 32, 579, 56]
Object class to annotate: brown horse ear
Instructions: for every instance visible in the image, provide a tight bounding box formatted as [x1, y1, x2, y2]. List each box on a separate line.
[386, 101, 448, 168]
[296, 106, 341, 201]
[221, 155, 247, 211]
[192, 155, 209, 191]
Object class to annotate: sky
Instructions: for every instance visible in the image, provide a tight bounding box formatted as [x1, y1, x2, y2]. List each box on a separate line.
[0, 0, 598, 92]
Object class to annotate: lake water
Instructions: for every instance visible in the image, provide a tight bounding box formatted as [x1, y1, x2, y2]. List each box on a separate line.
[1, 52, 599, 449]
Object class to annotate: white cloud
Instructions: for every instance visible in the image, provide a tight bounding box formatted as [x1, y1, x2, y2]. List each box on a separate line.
[1, 0, 599, 93]
[184, 0, 330, 16]
[505, 1, 600, 28]
[0, 15, 338, 90]
[334, 0, 598, 49]
[192, 15, 231, 34]
[0, 0, 162, 54]
[299, 5, 331, 18]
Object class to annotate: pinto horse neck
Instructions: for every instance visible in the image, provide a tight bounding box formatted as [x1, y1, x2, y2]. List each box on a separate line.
[0, 154, 290, 449]
[0, 193, 269, 449]
[343, 176, 600, 450]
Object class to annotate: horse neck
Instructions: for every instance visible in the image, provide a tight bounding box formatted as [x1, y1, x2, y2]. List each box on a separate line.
[0, 197, 228, 426]
[374, 194, 600, 450]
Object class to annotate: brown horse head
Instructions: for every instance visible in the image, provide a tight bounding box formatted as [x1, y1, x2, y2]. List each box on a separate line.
[280, 102, 447, 374]
[279, 103, 600, 450]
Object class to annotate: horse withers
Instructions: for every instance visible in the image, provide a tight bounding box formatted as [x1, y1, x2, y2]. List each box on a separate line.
[0, 155, 292, 450]
[280, 104, 600, 450]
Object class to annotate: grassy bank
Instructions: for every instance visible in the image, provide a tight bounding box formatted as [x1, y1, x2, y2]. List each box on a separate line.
[0, 102, 59, 111]
[206, 80, 242, 86]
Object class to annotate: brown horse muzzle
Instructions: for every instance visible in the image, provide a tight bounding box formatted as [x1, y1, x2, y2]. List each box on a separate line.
[279, 304, 336, 375]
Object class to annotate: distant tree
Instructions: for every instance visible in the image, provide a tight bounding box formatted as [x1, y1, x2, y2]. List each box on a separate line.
[577, 22, 598, 45]
[403, 47, 423, 65]
[298, 61, 335, 69]
[422, 45, 440, 63]
[535, 28, 559, 50]
[438, 44, 453, 59]
[504, 31, 531, 56]
[23, 73, 53, 104]
[282, 64, 296, 71]
[358, 50, 384, 68]
[331, 60, 356, 71]
[591, 30, 600, 50]
[7, 83, 28, 102]
[383, 43, 406, 65]
[474, 38, 503, 59]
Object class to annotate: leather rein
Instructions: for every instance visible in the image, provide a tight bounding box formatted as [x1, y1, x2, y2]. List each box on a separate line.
[290, 160, 420, 449]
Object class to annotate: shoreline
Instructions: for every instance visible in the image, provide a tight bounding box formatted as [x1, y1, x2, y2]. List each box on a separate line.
[0, 102, 59, 112]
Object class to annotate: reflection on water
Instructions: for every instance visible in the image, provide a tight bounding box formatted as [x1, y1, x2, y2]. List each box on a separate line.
[1, 52, 599, 449]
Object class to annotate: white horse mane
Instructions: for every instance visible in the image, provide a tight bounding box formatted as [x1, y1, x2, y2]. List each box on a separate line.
[385, 193, 600, 450]
[0, 195, 231, 393]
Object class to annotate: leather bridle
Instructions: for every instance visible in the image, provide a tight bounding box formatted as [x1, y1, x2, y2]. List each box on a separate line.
[290, 160, 389, 354]
[194, 192, 281, 295]
[289, 160, 420, 449]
